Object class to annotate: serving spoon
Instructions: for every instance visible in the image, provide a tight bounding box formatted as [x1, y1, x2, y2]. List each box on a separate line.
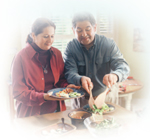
[94, 87, 111, 109]
[88, 87, 95, 109]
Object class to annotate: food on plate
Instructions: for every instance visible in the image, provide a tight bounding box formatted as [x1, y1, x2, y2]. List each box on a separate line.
[56, 88, 81, 98]
[87, 103, 114, 115]
[69, 92, 81, 97]
[62, 88, 74, 93]
[56, 91, 69, 98]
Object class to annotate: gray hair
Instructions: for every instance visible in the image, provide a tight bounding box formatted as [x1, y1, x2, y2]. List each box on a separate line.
[72, 12, 96, 28]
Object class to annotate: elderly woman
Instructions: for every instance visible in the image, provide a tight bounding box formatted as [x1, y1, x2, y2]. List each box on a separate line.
[11, 18, 79, 118]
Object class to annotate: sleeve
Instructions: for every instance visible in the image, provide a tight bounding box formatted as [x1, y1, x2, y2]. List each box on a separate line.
[109, 40, 130, 82]
[11, 54, 46, 106]
[63, 43, 82, 86]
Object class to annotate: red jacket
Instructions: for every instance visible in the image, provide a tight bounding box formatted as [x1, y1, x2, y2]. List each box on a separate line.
[12, 43, 68, 117]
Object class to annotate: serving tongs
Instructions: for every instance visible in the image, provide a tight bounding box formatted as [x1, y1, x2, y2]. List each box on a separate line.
[94, 87, 111, 109]
[88, 87, 95, 109]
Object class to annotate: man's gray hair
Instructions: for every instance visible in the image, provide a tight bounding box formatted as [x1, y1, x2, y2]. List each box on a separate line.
[72, 12, 96, 28]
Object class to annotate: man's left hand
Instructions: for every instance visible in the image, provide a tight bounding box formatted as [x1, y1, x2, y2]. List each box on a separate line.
[103, 74, 118, 87]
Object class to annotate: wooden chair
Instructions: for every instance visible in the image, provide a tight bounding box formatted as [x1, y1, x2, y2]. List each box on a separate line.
[8, 82, 16, 122]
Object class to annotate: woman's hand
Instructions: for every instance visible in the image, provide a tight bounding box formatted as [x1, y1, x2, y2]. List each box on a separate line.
[67, 84, 81, 89]
[43, 93, 65, 101]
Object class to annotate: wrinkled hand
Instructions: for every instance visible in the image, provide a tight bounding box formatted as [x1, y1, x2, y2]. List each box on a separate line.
[67, 84, 81, 89]
[103, 74, 118, 87]
[81, 76, 93, 94]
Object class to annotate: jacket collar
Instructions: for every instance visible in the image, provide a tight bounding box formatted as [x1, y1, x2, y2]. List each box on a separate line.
[25, 43, 55, 59]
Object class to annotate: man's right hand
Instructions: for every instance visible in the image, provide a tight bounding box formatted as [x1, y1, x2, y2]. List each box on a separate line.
[81, 76, 93, 94]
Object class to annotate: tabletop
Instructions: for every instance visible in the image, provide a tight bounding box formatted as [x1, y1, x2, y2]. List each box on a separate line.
[12, 103, 140, 140]
[119, 78, 143, 94]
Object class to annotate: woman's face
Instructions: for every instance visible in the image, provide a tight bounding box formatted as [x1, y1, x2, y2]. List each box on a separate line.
[32, 26, 55, 50]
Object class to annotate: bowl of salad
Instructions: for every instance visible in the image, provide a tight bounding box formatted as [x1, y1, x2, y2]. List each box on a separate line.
[84, 115, 121, 138]
[82, 103, 115, 115]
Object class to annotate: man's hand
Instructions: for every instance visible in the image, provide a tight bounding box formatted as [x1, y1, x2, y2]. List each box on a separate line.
[81, 76, 93, 94]
[67, 84, 81, 89]
[103, 74, 118, 87]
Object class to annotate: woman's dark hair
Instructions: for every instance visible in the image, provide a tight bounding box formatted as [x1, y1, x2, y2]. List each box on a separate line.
[26, 18, 56, 44]
[72, 12, 96, 29]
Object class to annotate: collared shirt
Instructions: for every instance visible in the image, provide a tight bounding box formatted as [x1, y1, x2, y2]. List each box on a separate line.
[12, 43, 68, 117]
[81, 45, 95, 79]
[64, 34, 130, 96]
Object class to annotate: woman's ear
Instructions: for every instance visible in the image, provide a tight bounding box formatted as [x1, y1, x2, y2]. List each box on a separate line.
[31, 32, 35, 42]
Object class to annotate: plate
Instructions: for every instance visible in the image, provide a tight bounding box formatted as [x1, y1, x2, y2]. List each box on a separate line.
[34, 122, 76, 138]
[47, 88, 85, 99]
[82, 104, 115, 114]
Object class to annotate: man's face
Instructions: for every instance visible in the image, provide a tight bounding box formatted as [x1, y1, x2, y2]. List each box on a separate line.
[72, 21, 97, 48]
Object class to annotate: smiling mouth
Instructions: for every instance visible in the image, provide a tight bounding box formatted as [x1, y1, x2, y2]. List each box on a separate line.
[45, 43, 51, 46]
[82, 37, 89, 41]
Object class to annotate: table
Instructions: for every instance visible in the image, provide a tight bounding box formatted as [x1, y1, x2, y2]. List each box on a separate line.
[11, 103, 139, 140]
[118, 78, 143, 110]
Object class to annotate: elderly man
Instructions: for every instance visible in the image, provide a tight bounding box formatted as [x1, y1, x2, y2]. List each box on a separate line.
[64, 12, 130, 109]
